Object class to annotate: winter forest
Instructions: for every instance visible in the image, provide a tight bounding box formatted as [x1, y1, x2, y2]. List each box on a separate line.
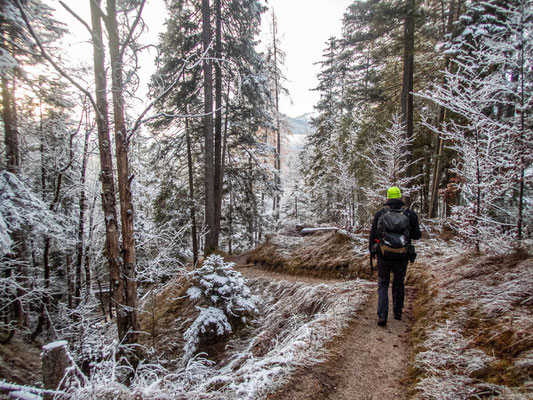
[1, 0, 532, 399]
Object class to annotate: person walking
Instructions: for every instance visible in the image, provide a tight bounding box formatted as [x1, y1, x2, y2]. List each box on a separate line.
[369, 186, 421, 326]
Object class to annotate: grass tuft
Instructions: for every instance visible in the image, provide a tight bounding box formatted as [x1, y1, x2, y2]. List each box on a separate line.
[247, 232, 371, 280]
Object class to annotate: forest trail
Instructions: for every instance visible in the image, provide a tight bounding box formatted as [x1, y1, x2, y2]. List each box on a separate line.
[234, 262, 416, 400]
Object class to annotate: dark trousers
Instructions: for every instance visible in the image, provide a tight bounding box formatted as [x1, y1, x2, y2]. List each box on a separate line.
[377, 257, 408, 320]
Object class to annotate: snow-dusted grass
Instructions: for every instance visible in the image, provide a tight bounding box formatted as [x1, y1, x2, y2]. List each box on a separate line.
[202, 278, 373, 398]
[247, 231, 371, 279]
[410, 247, 533, 399]
[38, 257, 372, 400]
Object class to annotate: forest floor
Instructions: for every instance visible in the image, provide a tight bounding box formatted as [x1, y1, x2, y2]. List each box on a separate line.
[235, 262, 415, 400]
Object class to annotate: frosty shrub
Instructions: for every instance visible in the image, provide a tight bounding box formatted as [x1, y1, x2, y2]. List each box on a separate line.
[184, 255, 258, 358]
[419, 0, 533, 253]
[362, 114, 421, 209]
[0, 171, 59, 257]
[183, 307, 232, 359]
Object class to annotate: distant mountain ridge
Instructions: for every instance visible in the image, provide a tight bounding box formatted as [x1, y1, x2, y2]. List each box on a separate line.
[283, 113, 315, 137]
[280, 113, 315, 175]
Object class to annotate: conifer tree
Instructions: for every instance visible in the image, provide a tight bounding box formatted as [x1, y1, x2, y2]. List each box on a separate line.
[150, 0, 270, 253]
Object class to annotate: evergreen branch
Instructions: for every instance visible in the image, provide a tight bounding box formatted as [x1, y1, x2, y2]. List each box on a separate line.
[128, 40, 242, 141]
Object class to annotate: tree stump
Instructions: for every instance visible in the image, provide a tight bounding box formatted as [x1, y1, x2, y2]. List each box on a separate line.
[42, 340, 70, 399]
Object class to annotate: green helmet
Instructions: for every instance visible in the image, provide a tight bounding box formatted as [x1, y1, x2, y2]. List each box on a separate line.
[387, 186, 402, 199]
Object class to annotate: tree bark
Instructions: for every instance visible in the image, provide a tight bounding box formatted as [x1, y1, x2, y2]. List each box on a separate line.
[105, 0, 140, 346]
[185, 114, 198, 266]
[89, 0, 124, 337]
[202, 0, 216, 255]
[214, 0, 223, 245]
[42, 341, 70, 400]
[401, 0, 415, 205]
[2, 31, 25, 334]
[517, 1, 526, 243]
[272, 11, 281, 219]
[75, 126, 91, 300]
[2, 64, 18, 174]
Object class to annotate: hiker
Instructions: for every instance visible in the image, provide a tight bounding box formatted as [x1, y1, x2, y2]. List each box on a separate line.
[369, 186, 421, 326]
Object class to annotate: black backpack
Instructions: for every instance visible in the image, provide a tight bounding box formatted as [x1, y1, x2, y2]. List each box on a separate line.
[376, 206, 410, 260]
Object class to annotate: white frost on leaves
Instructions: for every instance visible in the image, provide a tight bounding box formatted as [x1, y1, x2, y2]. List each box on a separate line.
[187, 254, 258, 320]
[183, 255, 258, 360]
[183, 307, 232, 359]
[437, 258, 533, 319]
[0, 171, 60, 257]
[60, 276, 372, 399]
[413, 248, 533, 399]
[515, 349, 533, 371]
[7, 391, 42, 400]
[193, 279, 373, 399]
[362, 114, 422, 209]
[415, 320, 494, 376]
[186, 286, 202, 300]
[419, 0, 533, 254]
[415, 374, 475, 400]
[0, 215, 13, 258]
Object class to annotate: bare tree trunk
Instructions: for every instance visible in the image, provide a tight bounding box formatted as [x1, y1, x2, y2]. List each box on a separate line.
[228, 168, 234, 255]
[2, 33, 25, 335]
[42, 341, 70, 400]
[185, 114, 198, 266]
[2, 66, 18, 174]
[89, 0, 124, 339]
[474, 129, 481, 253]
[214, 0, 223, 245]
[401, 0, 415, 206]
[84, 188, 98, 296]
[429, 0, 459, 218]
[202, 0, 217, 255]
[517, 1, 526, 243]
[75, 125, 91, 300]
[272, 11, 281, 219]
[105, 0, 140, 346]
[66, 253, 73, 309]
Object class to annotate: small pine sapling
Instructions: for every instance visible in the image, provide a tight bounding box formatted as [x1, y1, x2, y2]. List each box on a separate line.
[184, 255, 258, 358]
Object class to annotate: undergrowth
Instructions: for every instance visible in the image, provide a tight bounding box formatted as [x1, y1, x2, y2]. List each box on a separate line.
[408, 247, 533, 399]
[53, 256, 374, 399]
[247, 231, 371, 280]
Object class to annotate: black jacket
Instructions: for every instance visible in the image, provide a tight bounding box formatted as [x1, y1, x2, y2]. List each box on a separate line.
[368, 198, 421, 253]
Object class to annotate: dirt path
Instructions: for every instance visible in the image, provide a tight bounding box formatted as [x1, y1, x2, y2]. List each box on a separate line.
[235, 264, 416, 400]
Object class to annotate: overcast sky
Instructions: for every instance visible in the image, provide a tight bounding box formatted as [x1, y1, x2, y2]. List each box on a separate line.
[259, 0, 353, 118]
[55, 0, 352, 119]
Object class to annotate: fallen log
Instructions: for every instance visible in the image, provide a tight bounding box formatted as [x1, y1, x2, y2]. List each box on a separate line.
[300, 227, 338, 236]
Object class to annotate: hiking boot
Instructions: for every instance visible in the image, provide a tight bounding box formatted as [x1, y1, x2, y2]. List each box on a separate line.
[394, 313, 402, 321]
[377, 316, 387, 326]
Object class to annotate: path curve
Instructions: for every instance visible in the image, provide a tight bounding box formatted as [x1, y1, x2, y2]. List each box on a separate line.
[235, 263, 416, 400]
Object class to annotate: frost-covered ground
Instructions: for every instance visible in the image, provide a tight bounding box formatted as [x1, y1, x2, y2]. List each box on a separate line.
[247, 230, 371, 280]
[11, 259, 372, 400]
[410, 240, 533, 399]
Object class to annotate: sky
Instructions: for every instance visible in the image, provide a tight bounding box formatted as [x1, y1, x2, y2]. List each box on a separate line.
[259, 0, 353, 118]
[53, 0, 352, 119]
